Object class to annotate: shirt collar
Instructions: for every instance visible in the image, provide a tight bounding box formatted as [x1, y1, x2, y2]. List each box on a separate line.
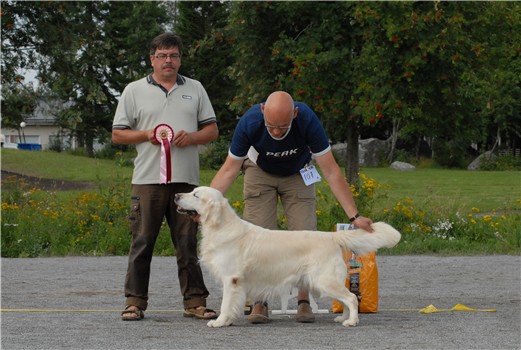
[146, 74, 185, 87]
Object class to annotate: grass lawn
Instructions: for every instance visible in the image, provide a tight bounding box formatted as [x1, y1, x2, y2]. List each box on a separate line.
[1, 148, 130, 183]
[361, 168, 520, 213]
[2, 148, 519, 213]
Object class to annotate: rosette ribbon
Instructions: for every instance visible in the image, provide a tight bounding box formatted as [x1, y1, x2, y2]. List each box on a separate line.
[154, 124, 174, 184]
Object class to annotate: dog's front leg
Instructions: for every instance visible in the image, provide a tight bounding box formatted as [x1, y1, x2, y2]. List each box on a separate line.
[207, 276, 246, 328]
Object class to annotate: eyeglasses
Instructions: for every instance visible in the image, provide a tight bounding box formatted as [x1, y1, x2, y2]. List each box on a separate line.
[154, 53, 181, 60]
[264, 122, 292, 131]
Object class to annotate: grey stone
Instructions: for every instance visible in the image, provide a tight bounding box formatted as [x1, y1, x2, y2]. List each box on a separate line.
[359, 138, 390, 167]
[467, 151, 497, 170]
[390, 161, 416, 171]
[331, 138, 390, 167]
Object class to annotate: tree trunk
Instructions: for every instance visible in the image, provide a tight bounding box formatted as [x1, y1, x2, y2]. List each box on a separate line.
[415, 137, 421, 160]
[345, 120, 360, 189]
[85, 134, 95, 157]
[387, 118, 400, 164]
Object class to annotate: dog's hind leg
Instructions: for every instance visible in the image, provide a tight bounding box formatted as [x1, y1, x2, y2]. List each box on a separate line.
[336, 289, 359, 327]
[207, 276, 246, 328]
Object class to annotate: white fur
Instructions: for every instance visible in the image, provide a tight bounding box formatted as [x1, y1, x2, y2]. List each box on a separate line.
[175, 186, 401, 328]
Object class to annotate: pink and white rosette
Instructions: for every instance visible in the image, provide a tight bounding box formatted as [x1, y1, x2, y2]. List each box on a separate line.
[154, 124, 174, 184]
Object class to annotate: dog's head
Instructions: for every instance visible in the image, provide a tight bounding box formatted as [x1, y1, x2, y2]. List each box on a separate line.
[174, 186, 226, 227]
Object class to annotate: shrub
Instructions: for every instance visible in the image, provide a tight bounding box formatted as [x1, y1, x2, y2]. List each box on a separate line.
[0, 175, 174, 257]
[200, 137, 230, 170]
[480, 153, 521, 171]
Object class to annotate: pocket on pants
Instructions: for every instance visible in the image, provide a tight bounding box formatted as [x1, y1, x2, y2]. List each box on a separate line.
[128, 196, 141, 234]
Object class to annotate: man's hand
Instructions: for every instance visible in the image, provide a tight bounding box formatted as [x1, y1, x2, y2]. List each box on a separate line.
[353, 216, 374, 233]
[173, 130, 193, 147]
[148, 129, 159, 144]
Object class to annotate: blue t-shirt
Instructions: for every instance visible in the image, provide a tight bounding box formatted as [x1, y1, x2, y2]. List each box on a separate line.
[229, 102, 331, 176]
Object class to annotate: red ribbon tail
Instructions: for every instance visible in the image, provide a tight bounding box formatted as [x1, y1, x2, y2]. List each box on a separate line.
[163, 139, 171, 183]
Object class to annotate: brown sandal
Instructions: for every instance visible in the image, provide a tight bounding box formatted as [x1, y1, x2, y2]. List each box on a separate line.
[121, 305, 144, 321]
[248, 301, 270, 324]
[296, 300, 315, 323]
[183, 306, 218, 320]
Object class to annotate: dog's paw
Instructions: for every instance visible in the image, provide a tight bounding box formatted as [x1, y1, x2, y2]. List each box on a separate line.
[207, 318, 232, 328]
[334, 315, 347, 323]
[342, 316, 359, 327]
[207, 319, 221, 328]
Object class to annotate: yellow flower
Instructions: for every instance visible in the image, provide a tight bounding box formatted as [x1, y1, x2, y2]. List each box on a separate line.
[1, 203, 19, 210]
[401, 206, 413, 219]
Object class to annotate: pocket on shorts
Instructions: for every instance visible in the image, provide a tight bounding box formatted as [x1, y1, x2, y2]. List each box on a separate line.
[297, 191, 316, 200]
[243, 189, 261, 201]
[128, 196, 141, 234]
[296, 184, 316, 200]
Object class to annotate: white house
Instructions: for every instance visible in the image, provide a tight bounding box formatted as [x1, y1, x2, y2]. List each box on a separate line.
[1, 98, 77, 150]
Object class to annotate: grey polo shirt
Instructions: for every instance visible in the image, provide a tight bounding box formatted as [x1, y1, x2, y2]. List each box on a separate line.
[113, 74, 216, 185]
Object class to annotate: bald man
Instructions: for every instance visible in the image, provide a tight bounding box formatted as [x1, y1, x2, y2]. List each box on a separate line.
[210, 91, 373, 324]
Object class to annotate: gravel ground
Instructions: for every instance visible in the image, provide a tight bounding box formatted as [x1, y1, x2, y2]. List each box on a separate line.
[1, 255, 520, 350]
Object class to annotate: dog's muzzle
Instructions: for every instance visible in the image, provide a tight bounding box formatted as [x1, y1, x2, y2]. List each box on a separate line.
[174, 193, 199, 216]
[176, 206, 198, 216]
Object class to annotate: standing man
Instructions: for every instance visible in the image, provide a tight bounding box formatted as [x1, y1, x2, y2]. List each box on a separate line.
[113, 33, 219, 321]
[210, 91, 373, 324]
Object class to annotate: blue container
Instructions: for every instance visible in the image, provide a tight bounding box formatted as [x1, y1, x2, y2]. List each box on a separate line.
[17, 143, 42, 151]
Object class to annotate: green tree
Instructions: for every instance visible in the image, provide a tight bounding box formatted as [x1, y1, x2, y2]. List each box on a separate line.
[471, 3, 521, 154]
[226, 2, 367, 183]
[174, 1, 237, 136]
[225, 1, 521, 174]
[350, 2, 521, 166]
[1, 1, 170, 155]
[0, 83, 39, 138]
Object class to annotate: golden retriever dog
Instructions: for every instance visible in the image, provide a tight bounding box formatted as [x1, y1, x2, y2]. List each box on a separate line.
[174, 186, 401, 328]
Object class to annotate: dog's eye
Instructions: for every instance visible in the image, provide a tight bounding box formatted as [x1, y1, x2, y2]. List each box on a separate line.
[193, 193, 199, 198]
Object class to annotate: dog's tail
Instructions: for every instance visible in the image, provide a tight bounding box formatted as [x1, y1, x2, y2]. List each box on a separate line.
[332, 222, 401, 255]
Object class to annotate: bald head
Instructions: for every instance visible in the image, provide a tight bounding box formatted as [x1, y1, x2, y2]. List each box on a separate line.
[262, 91, 297, 126]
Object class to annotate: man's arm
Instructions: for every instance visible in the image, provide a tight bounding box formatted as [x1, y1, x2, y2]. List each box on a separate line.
[315, 150, 374, 232]
[210, 155, 243, 195]
[112, 122, 218, 147]
[112, 128, 156, 145]
[173, 122, 218, 147]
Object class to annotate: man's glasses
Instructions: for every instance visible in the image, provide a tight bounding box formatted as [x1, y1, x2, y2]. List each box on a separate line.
[264, 121, 292, 131]
[154, 53, 181, 60]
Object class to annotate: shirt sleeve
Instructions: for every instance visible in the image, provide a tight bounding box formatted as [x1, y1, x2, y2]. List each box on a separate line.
[112, 85, 135, 130]
[195, 81, 217, 127]
[300, 103, 331, 155]
[228, 115, 251, 159]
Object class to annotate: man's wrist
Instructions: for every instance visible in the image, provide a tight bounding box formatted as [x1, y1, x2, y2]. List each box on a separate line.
[349, 213, 360, 222]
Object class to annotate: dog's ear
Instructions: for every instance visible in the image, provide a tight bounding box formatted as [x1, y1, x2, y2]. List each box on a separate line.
[202, 198, 224, 227]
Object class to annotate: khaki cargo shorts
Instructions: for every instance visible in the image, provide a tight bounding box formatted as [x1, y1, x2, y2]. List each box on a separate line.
[241, 159, 317, 231]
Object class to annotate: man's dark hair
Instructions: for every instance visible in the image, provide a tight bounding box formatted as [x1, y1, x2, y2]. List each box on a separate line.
[150, 33, 183, 56]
